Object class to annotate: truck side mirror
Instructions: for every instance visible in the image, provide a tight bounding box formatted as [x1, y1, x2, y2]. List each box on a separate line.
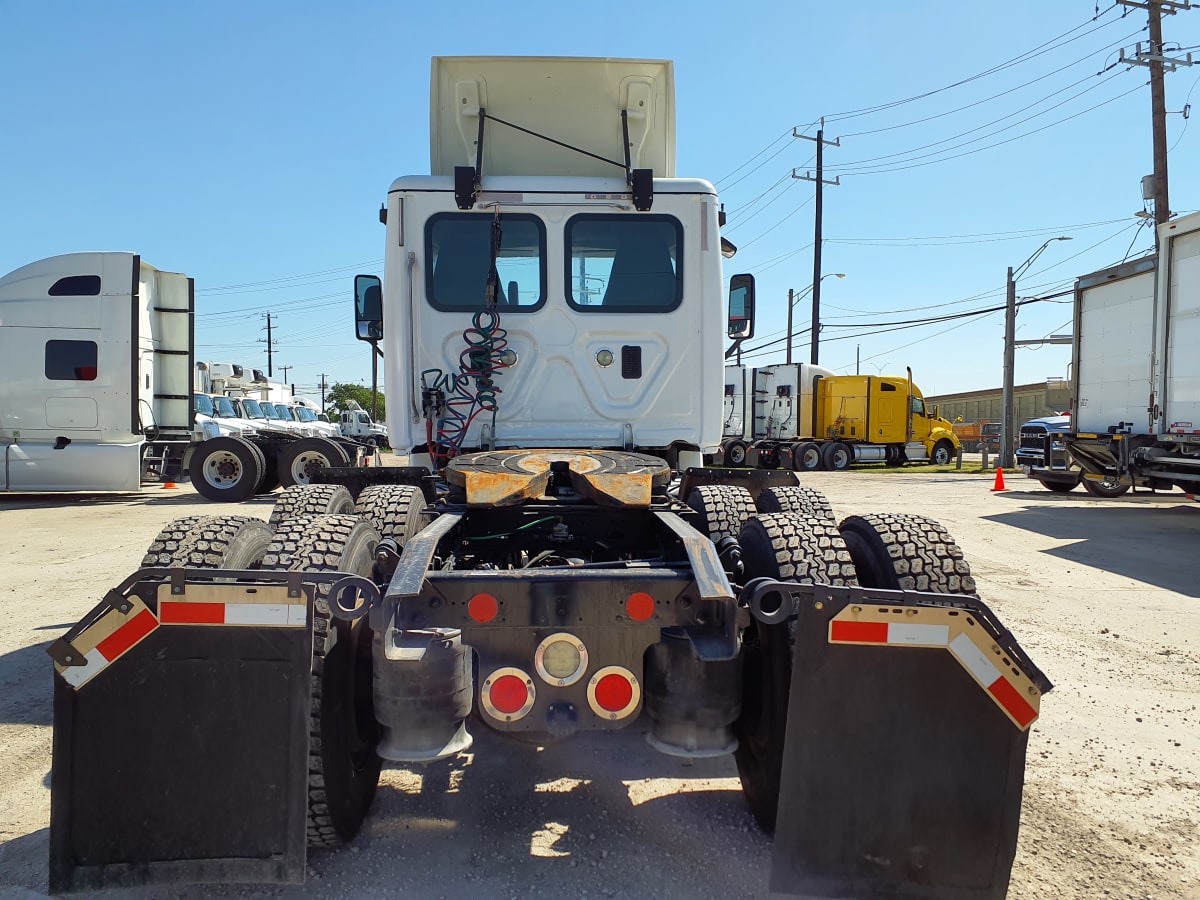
[727, 273, 755, 340]
[355, 274, 383, 342]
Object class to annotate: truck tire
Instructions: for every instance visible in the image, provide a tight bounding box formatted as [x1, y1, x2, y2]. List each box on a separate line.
[141, 515, 273, 569]
[189, 437, 265, 502]
[838, 513, 976, 595]
[247, 442, 280, 494]
[722, 440, 748, 468]
[734, 512, 858, 833]
[791, 441, 824, 471]
[1037, 479, 1077, 493]
[821, 441, 852, 472]
[268, 483, 355, 527]
[1082, 476, 1130, 498]
[353, 484, 426, 544]
[885, 445, 906, 468]
[685, 484, 757, 543]
[931, 439, 955, 466]
[755, 485, 834, 523]
[277, 438, 352, 489]
[261, 515, 383, 847]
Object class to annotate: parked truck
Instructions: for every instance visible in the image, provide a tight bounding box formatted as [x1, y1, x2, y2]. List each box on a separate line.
[338, 399, 390, 445]
[1015, 414, 1128, 496]
[952, 418, 991, 452]
[49, 57, 1048, 898]
[0, 253, 194, 491]
[1065, 213, 1200, 495]
[717, 361, 960, 469]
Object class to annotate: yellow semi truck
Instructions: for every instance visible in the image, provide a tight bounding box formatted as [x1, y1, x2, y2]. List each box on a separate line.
[718, 362, 961, 469]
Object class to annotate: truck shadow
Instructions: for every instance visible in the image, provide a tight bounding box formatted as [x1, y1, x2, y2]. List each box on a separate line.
[0, 640, 53, 727]
[983, 500, 1200, 597]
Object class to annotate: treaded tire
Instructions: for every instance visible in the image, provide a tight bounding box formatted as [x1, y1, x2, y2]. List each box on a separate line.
[685, 484, 757, 543]
[246, 442, 280, 494]
[261, 514, 383, 848]
[723, 440, 748, 468]
[353, 484, 425, 544]
[755, 485, 834, 522]
[821, 441, 852, 472]
[734, 511, 858, 834]
[931, 439, 955, 466]
[885, 446, 906, 468]
[277, 438, 353, 489]
[141, 515, 273, 569]
[792, 442, 824, 471]
[269, 483, 355, 528]
[189, 437, 265, 502]
[838, 512, 976, 594]
[1082, 476, 1130, 498]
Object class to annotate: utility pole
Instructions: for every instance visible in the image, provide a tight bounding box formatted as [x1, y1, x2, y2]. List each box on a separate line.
[785, 288, 795, 364]
[1002, 266, 1017, 471]
[793, 119, 840, 365]
[279, 365, 292, 383]
[1118, 0, 1195, 231]
[320, 374, 328, 413]
[261, 312, 275, 377]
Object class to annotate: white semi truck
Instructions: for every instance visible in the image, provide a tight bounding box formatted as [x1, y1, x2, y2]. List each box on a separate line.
[49, 58, 1048, 899]
[0, 253, 194, 491]
[1065, 211, 1200, 494]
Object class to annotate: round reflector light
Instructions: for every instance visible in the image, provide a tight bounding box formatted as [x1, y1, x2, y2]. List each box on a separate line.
[625, 591, 655, 622]
[534, 633, 588, 686]
[586, 666, 641, 720]
[468, 592, 499, 623]
[480, 667, 536, 721]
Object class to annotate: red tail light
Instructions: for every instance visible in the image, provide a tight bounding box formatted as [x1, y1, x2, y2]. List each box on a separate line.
[481, 667, 535, 722]
[586, 666, 641, 720]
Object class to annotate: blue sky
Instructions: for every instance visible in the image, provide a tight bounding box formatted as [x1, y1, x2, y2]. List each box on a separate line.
[3, 1, 1198, 401]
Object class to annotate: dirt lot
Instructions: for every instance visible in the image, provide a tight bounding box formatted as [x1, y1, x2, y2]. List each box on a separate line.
[0, 468, 1197, 899]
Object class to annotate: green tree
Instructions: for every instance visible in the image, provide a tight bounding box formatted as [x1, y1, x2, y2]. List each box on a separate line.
[326, 383, 385, 420]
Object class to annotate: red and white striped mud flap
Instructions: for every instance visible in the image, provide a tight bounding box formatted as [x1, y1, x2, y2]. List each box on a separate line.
[156, 583, 309, 628]
[51, 594, 159, 690]
[771, 592, 1044, 899]
[49, 574, 315, 893]
[828, 605, 1042, 730]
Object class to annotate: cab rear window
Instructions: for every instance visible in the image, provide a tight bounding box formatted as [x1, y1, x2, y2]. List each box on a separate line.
[425, 214, 546, 311]
[564, 215, 682, 312]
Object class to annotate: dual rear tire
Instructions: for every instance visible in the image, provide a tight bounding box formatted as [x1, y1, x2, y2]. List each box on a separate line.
[691, 487, 978, 833]
[142, 506, 383, 847]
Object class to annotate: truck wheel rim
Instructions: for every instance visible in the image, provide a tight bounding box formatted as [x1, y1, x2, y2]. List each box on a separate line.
[203, 450, 242, 487]
[291, 451, 332, 484]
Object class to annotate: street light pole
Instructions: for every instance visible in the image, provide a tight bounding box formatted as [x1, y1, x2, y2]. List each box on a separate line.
[785, 273, 845, 367]
[1001, 237, 1072, 469]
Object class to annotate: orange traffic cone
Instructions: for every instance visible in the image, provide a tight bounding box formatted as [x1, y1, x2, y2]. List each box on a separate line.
[162, 481, 178, 490]
[991, 468, 1006, 492]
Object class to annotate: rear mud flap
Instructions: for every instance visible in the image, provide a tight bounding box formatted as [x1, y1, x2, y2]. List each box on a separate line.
[755, 581, 1051, 899]
[48, 572, 316, 893]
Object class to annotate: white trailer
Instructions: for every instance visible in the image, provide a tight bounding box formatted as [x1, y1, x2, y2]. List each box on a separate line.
[0, 253, 192, 491]
[1066, 211, 1200, 492]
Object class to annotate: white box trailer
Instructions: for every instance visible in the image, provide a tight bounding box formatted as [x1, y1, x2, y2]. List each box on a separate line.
[0, 253, 193, 491]
[1067, 211, 1200, 491]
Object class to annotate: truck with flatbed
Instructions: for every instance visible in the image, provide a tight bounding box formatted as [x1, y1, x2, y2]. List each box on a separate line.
[1065, 215, 1200, 496]
[48, 57, 1049, 899]
[716, 361, 960, 469]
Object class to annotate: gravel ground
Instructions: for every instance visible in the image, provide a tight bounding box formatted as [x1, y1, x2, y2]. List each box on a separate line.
[0, 466, 1197, 899]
